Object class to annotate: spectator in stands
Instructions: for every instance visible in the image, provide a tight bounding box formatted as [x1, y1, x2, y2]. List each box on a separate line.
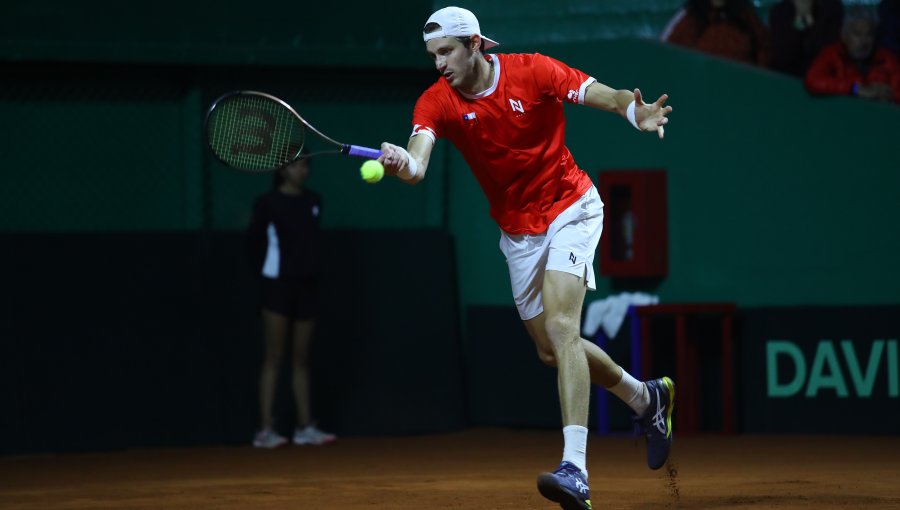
[879, 0, 900, 57]
[661, 0, 771, 67]
[769, 0, 844, 76]
[805, 7, 900, 103]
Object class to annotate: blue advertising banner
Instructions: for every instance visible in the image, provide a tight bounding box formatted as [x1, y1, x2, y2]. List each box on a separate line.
[739, 307, 900, 434]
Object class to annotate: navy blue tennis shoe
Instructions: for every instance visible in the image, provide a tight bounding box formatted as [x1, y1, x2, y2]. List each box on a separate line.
[537, 461, 591, 510]
[637, 376, 675, 470]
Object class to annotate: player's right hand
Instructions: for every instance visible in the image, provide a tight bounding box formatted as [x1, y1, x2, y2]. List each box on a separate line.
[378, 142, 406, 176]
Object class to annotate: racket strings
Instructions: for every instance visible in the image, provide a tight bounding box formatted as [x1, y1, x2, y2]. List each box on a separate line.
[208, 94, 305, 172]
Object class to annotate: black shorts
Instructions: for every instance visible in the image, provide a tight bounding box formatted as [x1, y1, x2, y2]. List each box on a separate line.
[259, 277, 319, 321]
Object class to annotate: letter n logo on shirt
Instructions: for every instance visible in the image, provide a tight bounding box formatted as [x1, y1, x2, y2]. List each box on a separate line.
[509, 99, 525, 113]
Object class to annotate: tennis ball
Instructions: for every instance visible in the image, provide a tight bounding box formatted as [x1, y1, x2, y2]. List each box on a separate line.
[360, 159, 384, 184]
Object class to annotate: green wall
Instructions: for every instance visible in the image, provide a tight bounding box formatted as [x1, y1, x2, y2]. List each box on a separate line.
[0, 64, 440, 231]
[1, 17, 897, 308]
[1, 1, 432, 67]
[0, 68, 204, 230]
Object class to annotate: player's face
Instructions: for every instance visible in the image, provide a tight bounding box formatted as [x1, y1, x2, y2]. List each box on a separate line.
[843, 19, 875, 60]
[426, 37, 476, 89]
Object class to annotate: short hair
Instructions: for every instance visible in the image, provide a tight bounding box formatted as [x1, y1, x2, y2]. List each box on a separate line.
[423, 22, 484, 52]
[273, 147, 310, 189]
[842, 6, 878, 33]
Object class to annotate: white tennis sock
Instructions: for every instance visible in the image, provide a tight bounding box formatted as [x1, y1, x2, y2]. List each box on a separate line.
[608, 369, 650, 416]
[562, 425, 588, 476]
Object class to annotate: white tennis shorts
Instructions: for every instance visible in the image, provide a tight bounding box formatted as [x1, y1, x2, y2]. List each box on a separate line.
[499, 186, 604, 321]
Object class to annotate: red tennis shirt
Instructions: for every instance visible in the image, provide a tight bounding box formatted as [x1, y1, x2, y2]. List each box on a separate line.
[412, 53, 597, 235]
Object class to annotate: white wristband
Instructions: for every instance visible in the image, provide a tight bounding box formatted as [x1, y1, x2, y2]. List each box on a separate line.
[626, 100, 640, 130]
[395, 147, 419, 180]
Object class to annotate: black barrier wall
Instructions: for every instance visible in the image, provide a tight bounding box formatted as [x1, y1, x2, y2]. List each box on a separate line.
[738, 307, 900, 434]
[0, 230, 465, 455]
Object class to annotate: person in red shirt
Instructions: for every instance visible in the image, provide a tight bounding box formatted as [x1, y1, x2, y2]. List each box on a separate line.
[378, 7, 673, 510]
[662, 0, 771, 67]
[805, 7, 900, 102]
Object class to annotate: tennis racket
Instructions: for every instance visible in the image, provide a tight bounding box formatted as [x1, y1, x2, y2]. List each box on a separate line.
[204, 90, 382, 172]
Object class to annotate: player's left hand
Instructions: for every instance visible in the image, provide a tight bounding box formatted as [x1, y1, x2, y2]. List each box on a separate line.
[633, 88, 672, 140]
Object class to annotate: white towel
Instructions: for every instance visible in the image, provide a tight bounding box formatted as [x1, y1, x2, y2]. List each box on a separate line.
[582, 292, 659, 339]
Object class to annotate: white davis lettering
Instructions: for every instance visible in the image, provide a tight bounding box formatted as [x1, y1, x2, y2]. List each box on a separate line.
[766, 339, 899, 398]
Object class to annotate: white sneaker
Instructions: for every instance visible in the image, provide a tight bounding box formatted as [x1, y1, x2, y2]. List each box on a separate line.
[253, 428, 288, 449]
[293, 424, 337, 445]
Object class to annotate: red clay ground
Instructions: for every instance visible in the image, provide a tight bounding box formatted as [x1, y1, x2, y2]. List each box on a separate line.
[1, 428, 898, 509]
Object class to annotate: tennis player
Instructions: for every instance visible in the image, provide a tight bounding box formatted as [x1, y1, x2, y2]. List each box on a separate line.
[378, 7, 674, 510]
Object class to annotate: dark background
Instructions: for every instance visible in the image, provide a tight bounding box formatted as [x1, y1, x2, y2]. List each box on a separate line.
[1, 0, 898, 455]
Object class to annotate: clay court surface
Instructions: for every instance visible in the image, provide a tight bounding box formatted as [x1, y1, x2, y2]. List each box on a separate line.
[1, 428, 898, 509]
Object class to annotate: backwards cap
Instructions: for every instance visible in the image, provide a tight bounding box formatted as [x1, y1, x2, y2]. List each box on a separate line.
[423, 6, 499, 49]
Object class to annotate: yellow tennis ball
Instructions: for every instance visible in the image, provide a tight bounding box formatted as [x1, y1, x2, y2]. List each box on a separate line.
[360, 159, 384, 184]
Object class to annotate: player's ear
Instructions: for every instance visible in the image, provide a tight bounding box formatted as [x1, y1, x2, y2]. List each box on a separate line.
[470, 34, 482, 52]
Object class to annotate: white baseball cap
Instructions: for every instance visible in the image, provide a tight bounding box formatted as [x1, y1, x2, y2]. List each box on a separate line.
[423, 6, 499, 49]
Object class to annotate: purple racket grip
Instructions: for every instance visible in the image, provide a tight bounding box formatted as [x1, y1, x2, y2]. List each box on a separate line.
[343, 144, 383, 159]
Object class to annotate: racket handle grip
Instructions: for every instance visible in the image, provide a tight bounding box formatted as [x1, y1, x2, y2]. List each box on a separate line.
[343, 144, 382, 159]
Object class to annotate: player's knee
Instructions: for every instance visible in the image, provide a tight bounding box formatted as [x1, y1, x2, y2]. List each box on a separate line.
[543, 314, 579, 345]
